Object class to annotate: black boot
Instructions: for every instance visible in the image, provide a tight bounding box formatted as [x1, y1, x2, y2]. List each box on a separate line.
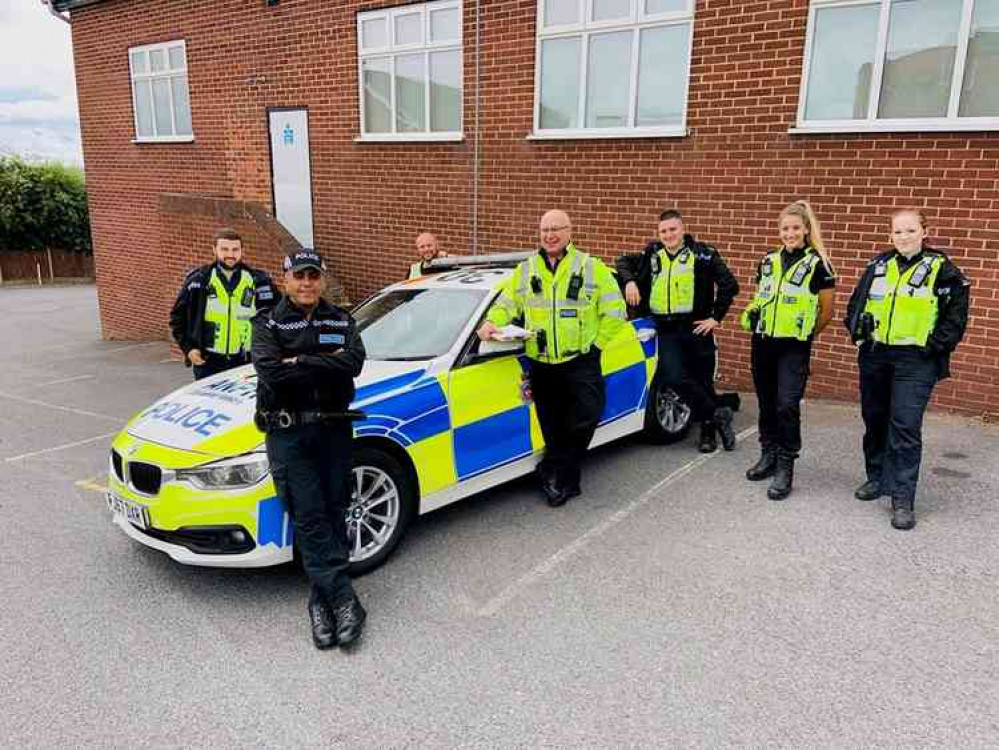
[332, 594, 367, 646]
[714, 406, 736, 451]
[746, 444, 777, 481]
[891, 497, 916, 531]
[537, 464, 566, 506]
[767, 452, 795, 500]
[698, 421, 717, 453]
[854, 478, 883, 501]
[308, 588, 336, 650]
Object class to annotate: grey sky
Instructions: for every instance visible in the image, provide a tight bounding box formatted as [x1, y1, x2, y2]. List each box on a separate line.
[0, 1, 82, 165]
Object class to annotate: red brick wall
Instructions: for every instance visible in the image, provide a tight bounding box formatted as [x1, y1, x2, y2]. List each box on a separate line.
[71, 0, 999, 418]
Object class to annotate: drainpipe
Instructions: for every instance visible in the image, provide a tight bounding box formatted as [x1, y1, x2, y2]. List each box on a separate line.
[471, 0, 481, 255]
[41, 0, 71, 24]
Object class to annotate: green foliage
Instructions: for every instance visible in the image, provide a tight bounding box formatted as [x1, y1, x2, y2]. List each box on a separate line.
[0, 157, 92, 254]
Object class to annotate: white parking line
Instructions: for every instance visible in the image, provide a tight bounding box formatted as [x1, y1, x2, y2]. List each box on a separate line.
[33, 374, 96, 388]
[0, 390, 121, 422]
[475, 425, 759, 618]
[4, 431, 119, 462]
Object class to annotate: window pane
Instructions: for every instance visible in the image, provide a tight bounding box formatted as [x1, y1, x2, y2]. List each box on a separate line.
[586, 30, 632, 128]
[171, 75, 192, 136]
[149, 48, 167, 73]
[593, 0, 630, 22]
[539, 37, 580, 129]
[644, 0, 687, 13]
[430, 50, 461, 132]
[804, 4, 879, 120]
[168, 45, 185, 71]
[960, 0, 999, 117]
[362, 58, 391, 133]
[636, 24, 689, 126]
[151, 78, 173, 135]
[878, 0, 961, 119]
[395, 13, 422, 46]
[134, 79, 153, 137]
[361, 17, 388, 49]
[130, 49, 147, 75]
[430, 7, 461, 42]
[395, 53, 426, 133]
[545, 0, 580, 27]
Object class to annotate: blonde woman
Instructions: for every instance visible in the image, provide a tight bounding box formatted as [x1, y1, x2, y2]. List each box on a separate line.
[740, 200, 835, 500]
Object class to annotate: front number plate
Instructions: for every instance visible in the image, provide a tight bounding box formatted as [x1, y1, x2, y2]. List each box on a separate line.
[106, 491, 149, 530]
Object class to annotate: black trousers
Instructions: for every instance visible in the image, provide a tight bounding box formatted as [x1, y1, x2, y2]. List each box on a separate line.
[265, 421, 355, 605]
[859, 344, 938, 503]
[193, 353, 247, 380]
[751, 335, 812, 456]
[656, 329, 718, 423]
[530, 350, 606, 491]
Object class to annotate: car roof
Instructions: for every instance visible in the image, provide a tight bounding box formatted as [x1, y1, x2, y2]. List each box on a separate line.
[382, 252, 535, 292]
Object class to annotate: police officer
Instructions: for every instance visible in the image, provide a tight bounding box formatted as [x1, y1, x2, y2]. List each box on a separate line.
[170, 228, 278, 380]
[252, 250, 367, 649]
[477, 209, 627, 506]
[616, 209, 740, 453]
[845, 208, 969, 531]
[408, 232, 448, 279]
[740, 200, 836, 500]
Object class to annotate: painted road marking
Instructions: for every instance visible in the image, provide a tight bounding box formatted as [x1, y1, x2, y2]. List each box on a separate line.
[4, 431, 120, 462]
[33, 374, 96, 388]
[475, 425, 759, 618]
[0, 390, 121, 422]
[75, 475, 108, 493]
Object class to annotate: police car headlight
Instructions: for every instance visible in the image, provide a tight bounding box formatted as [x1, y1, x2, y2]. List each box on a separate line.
[174, 454, 269, 490]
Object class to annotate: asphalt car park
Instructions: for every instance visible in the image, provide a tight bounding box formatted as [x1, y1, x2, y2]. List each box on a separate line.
[2, 284, 998, 749]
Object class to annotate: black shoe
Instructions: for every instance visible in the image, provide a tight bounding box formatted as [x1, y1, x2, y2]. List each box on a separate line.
[746, 445, 777, 481]
[332, 595, 367, 646]
[714, 407, 736, 451]
[308, 591, 337, 650]
[767, 453, 795, 501]
[698, 421, 717, 453]
[854, 479, 883, 501]
[891, 498, 916, 531]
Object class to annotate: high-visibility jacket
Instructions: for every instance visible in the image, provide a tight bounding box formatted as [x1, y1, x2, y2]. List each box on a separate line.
[649, 246, 696, 316]
[204, 268, 257, 355]
[741, 248, 821, 341]
[408, 261, 424, 279]
[862, 253, 943, 347]
[487, 244, 627, 364]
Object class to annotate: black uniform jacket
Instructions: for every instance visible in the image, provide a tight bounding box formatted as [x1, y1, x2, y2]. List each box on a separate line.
[844, 245, 970, 379]
[615, 234, 740, 326]
[252, 297, 366, 414]
[169, 262, 279, 358]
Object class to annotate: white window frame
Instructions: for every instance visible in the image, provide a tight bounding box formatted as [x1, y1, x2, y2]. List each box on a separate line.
[128, 40, 194, 143]
[530, 0, 694, 140]
[794, 0, 999, 134]
[356, 0, 464, 143]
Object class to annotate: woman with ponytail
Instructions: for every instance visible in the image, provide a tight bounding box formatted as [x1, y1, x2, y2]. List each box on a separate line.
[740, 200, 836, 500]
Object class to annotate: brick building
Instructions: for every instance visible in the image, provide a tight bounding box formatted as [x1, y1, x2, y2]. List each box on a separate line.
[55, 0, 999, 418]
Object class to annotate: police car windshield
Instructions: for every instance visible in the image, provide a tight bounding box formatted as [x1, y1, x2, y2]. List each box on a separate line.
[355, 288, 487, 360]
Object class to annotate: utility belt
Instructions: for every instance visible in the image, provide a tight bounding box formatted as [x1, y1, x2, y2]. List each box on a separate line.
[653, 313, 694, 332]
[254, 409, 367, 433]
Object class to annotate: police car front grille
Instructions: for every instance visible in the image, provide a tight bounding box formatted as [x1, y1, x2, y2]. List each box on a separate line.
[111, 450, 124, 482]
[128, 462, 162, 495]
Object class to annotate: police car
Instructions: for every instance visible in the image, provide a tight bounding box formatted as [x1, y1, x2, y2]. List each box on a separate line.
[106, 253, 693, 574]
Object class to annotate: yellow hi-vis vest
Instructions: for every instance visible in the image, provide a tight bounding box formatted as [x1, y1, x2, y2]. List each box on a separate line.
[408, 261, 424, 279]
[649, 246, 695, 315]
[863, 254, 943, 347]
[487, 244, 627, 364]
[741, 249, 821, 341]
[204, 268, 256, 355]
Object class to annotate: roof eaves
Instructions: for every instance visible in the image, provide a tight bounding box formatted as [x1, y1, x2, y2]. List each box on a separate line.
[51, 0, 108, 11]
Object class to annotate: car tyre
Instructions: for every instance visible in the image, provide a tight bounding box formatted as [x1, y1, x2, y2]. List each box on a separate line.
[346, 445, 417, 576]
[643, 376, 693, 444]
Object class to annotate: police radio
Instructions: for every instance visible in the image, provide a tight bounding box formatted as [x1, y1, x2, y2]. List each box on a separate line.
[566, 273, 583, 301]
[530, 276, 542, 294]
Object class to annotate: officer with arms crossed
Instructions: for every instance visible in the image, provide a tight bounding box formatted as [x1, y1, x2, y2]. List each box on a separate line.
[477, 209, 627, 507]
[845, 208, 969, 531]
[252, 250, 367, 650]
[408, 232, 448, 279]
[170, 227, 278, 380]
[616, 209, 740, 453]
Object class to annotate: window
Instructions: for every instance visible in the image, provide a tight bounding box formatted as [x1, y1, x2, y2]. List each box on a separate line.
[128, 40, 192, 142]
[357, 1, 463, 142]
[532, 0, 694, 139]
[797, 0, 999, 132]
